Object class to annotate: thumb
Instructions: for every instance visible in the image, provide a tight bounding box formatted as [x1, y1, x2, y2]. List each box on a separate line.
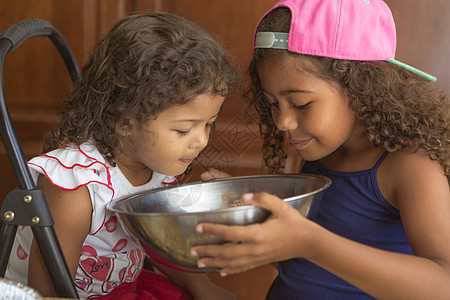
[243, 192, 289, 216]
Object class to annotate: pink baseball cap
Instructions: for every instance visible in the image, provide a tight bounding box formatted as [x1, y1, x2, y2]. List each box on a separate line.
[254, 0, 437, 82]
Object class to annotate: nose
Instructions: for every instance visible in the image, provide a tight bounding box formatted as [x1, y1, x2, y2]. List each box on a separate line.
[275, 106, 298, 131]
[191, 129, 209, 149]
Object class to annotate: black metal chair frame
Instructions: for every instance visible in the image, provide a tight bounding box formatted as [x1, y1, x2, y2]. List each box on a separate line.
[0, 19, 80, 298]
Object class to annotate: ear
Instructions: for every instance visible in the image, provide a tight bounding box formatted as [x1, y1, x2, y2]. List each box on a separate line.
[119, 128, 129, 137]
[117, 119, 135, 137]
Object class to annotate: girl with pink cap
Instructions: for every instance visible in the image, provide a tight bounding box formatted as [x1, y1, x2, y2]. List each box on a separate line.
[193, 0, 450, 298]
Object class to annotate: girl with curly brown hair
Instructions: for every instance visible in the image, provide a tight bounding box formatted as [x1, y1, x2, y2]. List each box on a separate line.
[5, 13, 238, 299]
[192, 0, 450, 299]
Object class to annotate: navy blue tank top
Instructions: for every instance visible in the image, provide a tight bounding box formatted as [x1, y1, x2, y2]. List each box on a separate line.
[267, 152, 413, 299]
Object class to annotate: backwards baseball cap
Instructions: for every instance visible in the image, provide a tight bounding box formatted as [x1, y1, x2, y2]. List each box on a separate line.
[254, 0, 437, 82]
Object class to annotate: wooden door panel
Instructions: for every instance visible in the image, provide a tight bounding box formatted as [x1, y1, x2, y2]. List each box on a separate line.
[0, 0, 86, 201]
[0, 0, 131, 199]
[385, 0, 450, 93]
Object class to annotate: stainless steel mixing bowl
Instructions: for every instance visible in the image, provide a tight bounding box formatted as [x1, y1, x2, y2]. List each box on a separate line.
[108, 174, 331, 272]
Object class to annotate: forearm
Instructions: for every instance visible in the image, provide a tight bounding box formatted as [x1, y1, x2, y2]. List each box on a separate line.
[28, 240, 58, 297]
[306, 225, 450, 299]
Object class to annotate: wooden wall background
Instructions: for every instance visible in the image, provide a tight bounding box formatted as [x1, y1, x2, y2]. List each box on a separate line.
[0, 0, 448, 299]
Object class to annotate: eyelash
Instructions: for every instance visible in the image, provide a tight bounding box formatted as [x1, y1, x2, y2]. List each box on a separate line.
[294, 103, 310, 110]
[267, 101, 310, 111]
[175, 122, 215, 136]
[263, 93, 311, 113]
[176, 130, 189, 136]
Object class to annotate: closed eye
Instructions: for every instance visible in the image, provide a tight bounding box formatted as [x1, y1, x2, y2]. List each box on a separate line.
[175, 121, 215, 136]
[176, 130, 190, 136]
[294, 102, 310, 110]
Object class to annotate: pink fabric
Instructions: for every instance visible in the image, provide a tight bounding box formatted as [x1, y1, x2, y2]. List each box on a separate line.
[94, 269, 192, 300]
[141, 243, 197, 273]
[255, 0, 397, 61]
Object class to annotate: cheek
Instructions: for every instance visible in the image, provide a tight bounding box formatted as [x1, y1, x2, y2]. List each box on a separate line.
[129, 130, 157, 150]
[319, 109, 354, 142]
[303, 106, 352, 137]
[151, 135, 187, 159]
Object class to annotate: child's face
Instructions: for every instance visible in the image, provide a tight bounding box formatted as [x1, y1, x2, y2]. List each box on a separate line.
[257, 56, 357, 161]
[119, 93, 224, 177]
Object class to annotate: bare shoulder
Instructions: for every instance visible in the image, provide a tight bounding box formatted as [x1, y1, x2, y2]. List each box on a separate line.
[379, 149, 448, 208]
[380, 150, 450, 261]
[37, 175, 92, 234]
[386, 149, 445, 177]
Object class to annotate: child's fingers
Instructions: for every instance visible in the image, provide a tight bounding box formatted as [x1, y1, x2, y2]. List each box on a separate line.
[190, 192, 300, 274]
[195, 222, 258, 243]
[193, 193, 295, 251]
[192, 243, 243, 264]
[191, 243, 239, 269]
[202, 257, 258, 277]
[200, 168, 232, 181]
[192, 222, 268, 259]
[192, 243, 266, 275]
[243, 192, 292, 217]
[200, 171, 214, 181]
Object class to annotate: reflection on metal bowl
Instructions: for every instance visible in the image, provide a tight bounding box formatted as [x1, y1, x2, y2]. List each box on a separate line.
[107, 174, 331, 272]
[0, 279, 43, 299]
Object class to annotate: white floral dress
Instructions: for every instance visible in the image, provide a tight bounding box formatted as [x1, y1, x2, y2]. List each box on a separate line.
[5, 142, 177, 298]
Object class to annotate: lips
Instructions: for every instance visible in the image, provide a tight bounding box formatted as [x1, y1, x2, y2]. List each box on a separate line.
[289, 138, 312, 150]
[179, 158, 194, 164]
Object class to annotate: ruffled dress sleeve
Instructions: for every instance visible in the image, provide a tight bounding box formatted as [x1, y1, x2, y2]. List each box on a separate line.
[27, 143, 115, 233]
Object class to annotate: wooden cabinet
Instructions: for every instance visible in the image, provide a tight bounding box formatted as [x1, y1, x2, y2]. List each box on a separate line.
[0, 0, 129, 200]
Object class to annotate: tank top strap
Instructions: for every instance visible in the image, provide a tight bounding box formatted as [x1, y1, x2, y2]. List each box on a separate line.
[372, 151, 389, 169]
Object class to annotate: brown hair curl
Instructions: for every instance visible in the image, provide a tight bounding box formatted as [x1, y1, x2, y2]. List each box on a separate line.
[43, 13, 238, 165]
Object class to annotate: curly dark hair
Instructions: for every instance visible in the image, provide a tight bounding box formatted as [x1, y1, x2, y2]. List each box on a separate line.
[246, 8, 449, 181]
[43, 13, 238, 165]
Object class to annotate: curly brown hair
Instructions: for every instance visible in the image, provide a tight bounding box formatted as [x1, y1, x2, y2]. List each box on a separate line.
[43, 13, 238, 165]
[247, 8, 449, 181]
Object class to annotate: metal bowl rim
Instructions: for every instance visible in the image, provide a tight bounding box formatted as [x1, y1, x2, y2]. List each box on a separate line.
[107, 173, 331, 217]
